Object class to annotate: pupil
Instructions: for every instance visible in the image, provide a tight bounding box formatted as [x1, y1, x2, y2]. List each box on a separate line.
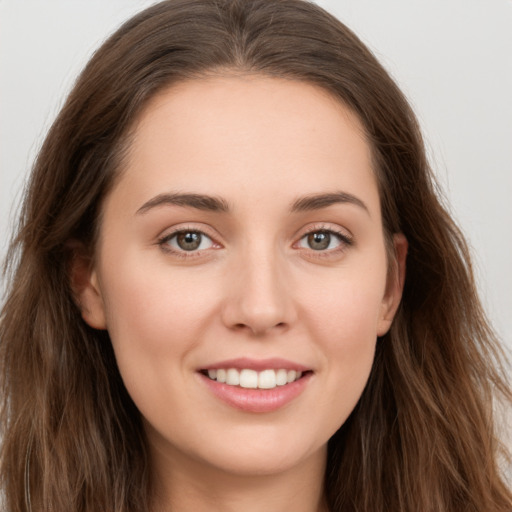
[177, 232, 201, 251]
[308, 231, 330, 250]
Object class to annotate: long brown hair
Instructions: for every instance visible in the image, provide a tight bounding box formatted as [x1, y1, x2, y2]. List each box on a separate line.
[1, 1, 510, 510]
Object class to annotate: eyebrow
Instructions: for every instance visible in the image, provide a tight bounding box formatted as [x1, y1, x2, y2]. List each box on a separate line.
[290, 192, 369, 214]
[136, 191, 369, 216]
[136, 192, 230, 215]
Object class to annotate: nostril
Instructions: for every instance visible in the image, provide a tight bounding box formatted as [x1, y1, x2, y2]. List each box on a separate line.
[230, 321, 288, 335]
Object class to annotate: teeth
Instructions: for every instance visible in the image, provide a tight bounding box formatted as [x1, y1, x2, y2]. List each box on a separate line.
[287, 370, 296, 383]
[205, 368, 305, 389]
[276, 369, 288, 386]
[258, 369, 276, 389]
[240, 369, 258, 388]
[226, 368, 240, 386]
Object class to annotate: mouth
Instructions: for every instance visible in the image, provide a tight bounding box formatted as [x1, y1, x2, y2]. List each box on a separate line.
[200, 368, 309, 390]
[198, 358, 313, 412]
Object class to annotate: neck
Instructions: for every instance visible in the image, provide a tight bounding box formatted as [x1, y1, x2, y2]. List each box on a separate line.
[149, 443, 329, 512]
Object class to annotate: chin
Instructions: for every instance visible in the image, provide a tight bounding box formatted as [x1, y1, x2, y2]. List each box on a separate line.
[198, 422, 330, 477]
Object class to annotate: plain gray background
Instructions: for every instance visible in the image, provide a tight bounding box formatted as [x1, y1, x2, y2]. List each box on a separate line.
[1, 0, 511, 360]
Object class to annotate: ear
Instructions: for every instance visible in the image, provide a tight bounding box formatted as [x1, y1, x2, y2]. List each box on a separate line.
[377, 233, 408, 336]
[68, 241, 107, 330]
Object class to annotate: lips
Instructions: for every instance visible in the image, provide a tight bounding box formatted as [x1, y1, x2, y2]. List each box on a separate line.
[198, 358, 312, 412]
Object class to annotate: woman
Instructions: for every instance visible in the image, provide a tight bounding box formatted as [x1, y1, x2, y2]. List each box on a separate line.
[1, 0, 510, 511]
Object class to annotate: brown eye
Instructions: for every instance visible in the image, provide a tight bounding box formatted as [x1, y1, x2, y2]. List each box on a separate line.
[163, 230, 214, 252]
[306, 231, 331, 250]
[297, 229, 351, 252]
[176, 232, 202, 251]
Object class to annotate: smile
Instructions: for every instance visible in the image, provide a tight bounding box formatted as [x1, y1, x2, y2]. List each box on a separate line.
[199, 359, 312, 413]
[204, 368, 304, 389]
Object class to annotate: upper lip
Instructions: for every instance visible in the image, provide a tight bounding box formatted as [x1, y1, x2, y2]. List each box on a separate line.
[200, 357, 311, 372]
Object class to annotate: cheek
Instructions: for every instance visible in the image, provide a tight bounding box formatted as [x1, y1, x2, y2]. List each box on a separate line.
[101, 247, 214, 337]
[298, 265, 386, 416]
[97, 256, 225, 428]
[322, 285, 381, 369]
[301, 257, 387, 344]
[97, 250, 222, 388]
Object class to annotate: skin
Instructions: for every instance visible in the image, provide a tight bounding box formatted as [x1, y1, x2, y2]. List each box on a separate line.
[75, 75, 407, 512]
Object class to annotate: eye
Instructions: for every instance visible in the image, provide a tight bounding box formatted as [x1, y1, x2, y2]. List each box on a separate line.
[297, 229, 350, 251]
[161, 230, 214, 252]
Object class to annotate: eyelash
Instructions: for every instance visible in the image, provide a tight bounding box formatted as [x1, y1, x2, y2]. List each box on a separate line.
[296, 226, 353, 257]
[157, 226, 219, 259]
[157, 224, 353, 259]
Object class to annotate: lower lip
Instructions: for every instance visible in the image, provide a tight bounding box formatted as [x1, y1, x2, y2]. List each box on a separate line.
[199, 372, 312, 413]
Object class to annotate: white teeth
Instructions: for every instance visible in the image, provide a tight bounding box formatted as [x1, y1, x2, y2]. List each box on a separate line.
[258, 369, 276, 389]
[276, 369, 288, 386]
[205, 368, 305, 389]
[226, 368, 240, 386]
[239, 369, 258, 389]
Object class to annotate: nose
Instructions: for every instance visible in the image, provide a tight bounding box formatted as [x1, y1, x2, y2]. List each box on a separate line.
[220, 248, 296, 336]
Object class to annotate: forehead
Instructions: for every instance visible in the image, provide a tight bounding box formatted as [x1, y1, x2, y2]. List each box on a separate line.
[110, 74, 380, 218]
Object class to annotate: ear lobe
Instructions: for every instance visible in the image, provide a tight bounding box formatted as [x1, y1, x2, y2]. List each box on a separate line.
[377, 233, 408, 336]
[68, 242, 107, 330]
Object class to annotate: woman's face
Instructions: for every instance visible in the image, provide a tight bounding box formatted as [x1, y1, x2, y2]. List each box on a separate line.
[78, 76, 405, 480]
